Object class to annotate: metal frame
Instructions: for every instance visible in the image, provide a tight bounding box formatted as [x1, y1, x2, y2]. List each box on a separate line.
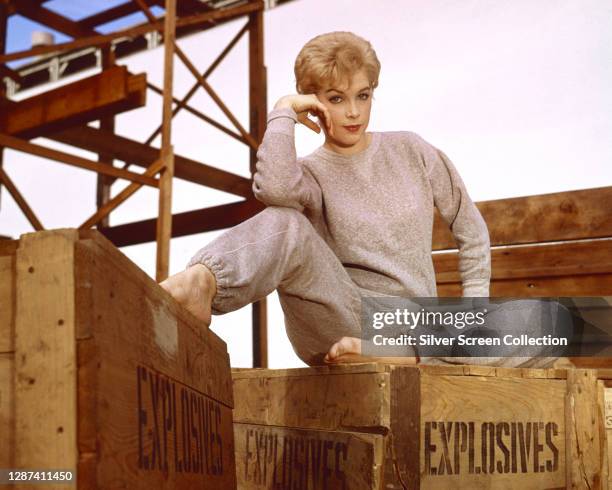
[0, 0, 273, 366]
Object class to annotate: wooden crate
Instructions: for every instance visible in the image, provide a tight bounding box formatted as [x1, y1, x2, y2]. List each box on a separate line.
[0, 229, 237, 489]
[233, 363, 612, 489]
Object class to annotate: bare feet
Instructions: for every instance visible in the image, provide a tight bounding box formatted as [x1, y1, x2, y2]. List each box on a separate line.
[159, 264, 217, 326]
[325, 336, 419, 365]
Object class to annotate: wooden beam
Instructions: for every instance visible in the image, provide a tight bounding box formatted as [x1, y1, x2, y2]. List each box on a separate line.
[434, 238, 612, 283]
[96, 46, 116, 230]
[0, 1, 263, 64]
[80, 158, 165, 229]
[0, 166, 44, 230]
[78, 0, 157, 30]
[155, 0, 176, 282]
[48, 126, 253, 197]
[142, 22, 249, 146]
[0, 66, 146, 139]
[249, 10, 267, 368]
[15, 0, 97, 38]
[0, 133, 158, 187]
[433, 186, 612, 249]
[146, 82, 245, 144]
[98, 199, 265, 247]
[174, 43, 258, 150]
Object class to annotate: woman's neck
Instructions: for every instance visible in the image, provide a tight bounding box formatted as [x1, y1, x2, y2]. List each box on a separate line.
[323, 133, 372, 156]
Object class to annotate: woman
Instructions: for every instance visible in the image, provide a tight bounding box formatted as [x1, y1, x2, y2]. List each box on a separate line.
[160, 31, 492, 366]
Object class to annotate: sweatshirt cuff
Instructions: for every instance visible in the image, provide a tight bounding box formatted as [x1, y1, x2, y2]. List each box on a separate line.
[462, 280, 490, 298]
[266, 107, 297, 137]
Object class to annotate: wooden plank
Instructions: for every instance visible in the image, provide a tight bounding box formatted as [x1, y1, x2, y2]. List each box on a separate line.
[233, 372, 391, 431]
[0, 254, 15, 353]
[249, 8, 268, 369]
[98, 198, 265, 247]
[388, 366, 420, 489]
[79, 0, 158, 29]
[75, 229, 232, 400]
[435, 239, 612, 283]
[0, 1, 263, 64]
[50, 126, 253, 197]
[79, 157, 164, 229]
[156, 147, 173, 281]
[0, 133, 163, 188]
[15, 230, 78, 479]
[433, 186, 612, 249]
[231, 363, 388, 379]
[0, 66, 146, 138]
[566, 369, 605, 489]
[174, 44, 258, 150]
[598, 381, 609, 490]
[0, 352, 14, 469]
[0, 159, 45, 230]
[234, 423, 384, 490]
[437, 273, 612, 297]
[16, 0, 97, 38]
[74, 232, 236, 487]
[420, 372, 567, 489]
[154, 0, 176, 283]
[96, 45, 117, 230]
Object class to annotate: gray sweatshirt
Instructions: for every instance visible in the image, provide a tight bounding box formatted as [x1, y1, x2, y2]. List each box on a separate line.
[252, 107, 491, 297]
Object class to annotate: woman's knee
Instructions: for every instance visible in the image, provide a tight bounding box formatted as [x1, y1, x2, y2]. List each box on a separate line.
[257, 205, 313, 232]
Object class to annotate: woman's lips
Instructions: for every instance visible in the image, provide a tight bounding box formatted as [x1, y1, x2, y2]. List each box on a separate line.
[343, 124, 362, 133]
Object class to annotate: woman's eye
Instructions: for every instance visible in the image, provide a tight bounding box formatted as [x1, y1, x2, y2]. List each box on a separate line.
[359, 93, 370, 100]
[329, 96, 342, 103]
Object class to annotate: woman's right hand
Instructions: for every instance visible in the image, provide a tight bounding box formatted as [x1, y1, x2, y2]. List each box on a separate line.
[274, 94, 333, 136]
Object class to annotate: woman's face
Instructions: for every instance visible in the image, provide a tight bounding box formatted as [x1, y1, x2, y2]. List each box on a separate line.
[316, 69, 373, 154]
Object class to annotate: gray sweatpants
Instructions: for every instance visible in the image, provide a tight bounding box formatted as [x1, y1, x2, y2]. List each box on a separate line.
[187, 206, 569, 367]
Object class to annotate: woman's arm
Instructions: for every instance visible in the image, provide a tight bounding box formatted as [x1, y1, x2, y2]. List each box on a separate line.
[252, 95, 331, 213]
[414, 134, 491, 297]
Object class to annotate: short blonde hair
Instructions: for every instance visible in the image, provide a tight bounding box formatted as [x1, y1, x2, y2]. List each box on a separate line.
[294, 31, 381, 94]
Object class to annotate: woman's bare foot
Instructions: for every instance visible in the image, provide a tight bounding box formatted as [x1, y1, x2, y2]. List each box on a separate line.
[159, 264, 217, 326]
[324, 336, 419, 365]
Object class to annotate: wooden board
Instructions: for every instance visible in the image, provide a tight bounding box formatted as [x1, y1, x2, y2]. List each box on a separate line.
[435, 239, 612, 283]
[233, 364, 609, 489]
[234, 423, 384, 490]
[74, 230, 236, 488]
[1, 229, 237, 488]
[418, 371, 567, 489]
[50, 126, 253, 197]
[233, 370, 390, 432]
[0, 254, 15, 353]
[438, 273, 612, 297]
[0, 66, 146, 138]
[0, 352, 14, 469]
[15, 230, 78, 487]
[432, 186, 612, 249]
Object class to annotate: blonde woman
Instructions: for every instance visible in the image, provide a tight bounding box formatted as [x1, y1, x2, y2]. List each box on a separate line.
[160, 31, 493, 366]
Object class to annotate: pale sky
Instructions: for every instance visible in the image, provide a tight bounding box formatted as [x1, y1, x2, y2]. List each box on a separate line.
[2, 0, 611, 367]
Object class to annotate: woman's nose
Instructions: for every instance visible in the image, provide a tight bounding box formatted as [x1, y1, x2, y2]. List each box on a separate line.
[346, 102, 360, 119]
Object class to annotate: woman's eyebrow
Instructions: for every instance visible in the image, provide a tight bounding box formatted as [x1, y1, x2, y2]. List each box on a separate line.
[325, 86, 371, 94]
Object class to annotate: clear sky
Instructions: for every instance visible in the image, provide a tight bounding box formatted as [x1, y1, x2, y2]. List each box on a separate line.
[2, 0, 611, 368]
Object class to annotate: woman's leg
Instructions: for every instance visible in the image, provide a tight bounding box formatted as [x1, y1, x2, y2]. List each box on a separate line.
[182, 206, 364, 365]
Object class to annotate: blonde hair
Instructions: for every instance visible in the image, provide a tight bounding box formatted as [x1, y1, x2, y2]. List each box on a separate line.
[294, 31, 381, 94]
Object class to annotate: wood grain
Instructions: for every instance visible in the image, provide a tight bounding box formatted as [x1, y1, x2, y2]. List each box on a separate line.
[15, 230, 78, 485]
[233, 371, 391, 432]
[0, 254, 15, 353]
[420, 372, 567, 489]
[565, 370, 605, 489]
[0, 66, 146, 138]
[432, 186, 612, 249]
[234, 423, 384, 490]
